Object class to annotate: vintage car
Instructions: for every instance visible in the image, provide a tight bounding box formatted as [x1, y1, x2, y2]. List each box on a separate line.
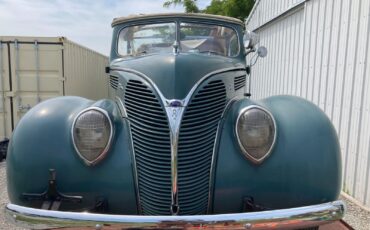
[6, 13, 345, 229]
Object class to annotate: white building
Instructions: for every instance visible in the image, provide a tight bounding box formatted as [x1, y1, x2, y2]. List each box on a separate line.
[246, 0, 370, 209]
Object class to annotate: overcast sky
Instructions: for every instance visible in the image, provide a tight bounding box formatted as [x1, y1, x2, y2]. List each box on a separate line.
[0, 0, 211, 56]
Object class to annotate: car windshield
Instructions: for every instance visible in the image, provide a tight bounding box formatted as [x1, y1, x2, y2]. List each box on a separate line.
[180, 23, 239, 57]
[118, 23, 176, 57]
[117, 22, 239, 57]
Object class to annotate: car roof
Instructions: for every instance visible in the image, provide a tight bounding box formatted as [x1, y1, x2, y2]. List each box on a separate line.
[111, 13, 244, 27]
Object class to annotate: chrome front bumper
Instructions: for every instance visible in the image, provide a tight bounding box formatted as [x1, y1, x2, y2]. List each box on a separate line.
[5, 201, 345, 229]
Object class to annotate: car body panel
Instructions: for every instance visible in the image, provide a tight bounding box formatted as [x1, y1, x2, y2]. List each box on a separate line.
[212, 95, 341, 213]
[110, 54, 244, 99]
[6, 97, 138, 214]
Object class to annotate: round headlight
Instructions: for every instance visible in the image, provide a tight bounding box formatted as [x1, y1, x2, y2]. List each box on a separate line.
[72, 108, 113, 165]
[236, 106, 276, 164]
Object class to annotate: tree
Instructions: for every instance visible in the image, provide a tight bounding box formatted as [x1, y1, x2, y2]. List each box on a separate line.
[163, 0, 255, 22]
[163, 0, 200, 13]
[217, 0, 254, 21]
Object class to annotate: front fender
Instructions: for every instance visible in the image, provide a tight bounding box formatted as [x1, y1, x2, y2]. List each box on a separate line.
[212, 95, 342, 213]
[6, 96, 138, 214]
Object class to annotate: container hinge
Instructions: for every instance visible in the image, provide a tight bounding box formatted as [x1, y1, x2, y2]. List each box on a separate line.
[5, 92, 14, 97]
[18, 104, 32, 112]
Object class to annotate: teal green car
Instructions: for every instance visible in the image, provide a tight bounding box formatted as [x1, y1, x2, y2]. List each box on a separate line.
[6, 13, 345, 229]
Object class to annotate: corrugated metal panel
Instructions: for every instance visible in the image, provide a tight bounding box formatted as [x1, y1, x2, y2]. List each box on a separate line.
[63, 39, 109, 100]
[246, 0, 370, 208]
[0, 36, 109, 140]
[246, 0, 306, 31]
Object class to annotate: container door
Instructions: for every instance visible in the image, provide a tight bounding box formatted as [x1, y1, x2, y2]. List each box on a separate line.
[0, 42, 12, 140]
[9, 40, 64, 128]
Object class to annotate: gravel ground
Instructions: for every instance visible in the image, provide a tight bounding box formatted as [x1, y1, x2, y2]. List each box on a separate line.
[0, 162, 24, 230]
[341, 194, 370, 230]
[0, 160, 369, 229]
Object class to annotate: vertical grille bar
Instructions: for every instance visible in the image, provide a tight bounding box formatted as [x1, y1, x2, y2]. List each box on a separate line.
[177, 80, 227, 215]
[124, 80, 172, 215]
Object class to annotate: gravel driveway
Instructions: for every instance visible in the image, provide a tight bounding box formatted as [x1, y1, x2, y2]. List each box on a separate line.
[0, 162, 24, 230]
[1, 161, 369, 230]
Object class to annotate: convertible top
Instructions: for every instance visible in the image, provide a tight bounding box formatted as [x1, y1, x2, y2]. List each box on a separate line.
[112, 13, 244, 27]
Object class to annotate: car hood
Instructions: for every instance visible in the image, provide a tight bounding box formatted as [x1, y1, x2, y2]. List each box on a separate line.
[110, 53, 245, 99]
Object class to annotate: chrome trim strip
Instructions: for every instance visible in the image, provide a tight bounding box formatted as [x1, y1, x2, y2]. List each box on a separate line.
[5, 200, 346, 230]
[235, 105, 277, 164]
[182, 67, 245, 106]
[207, 96, 243, 213]
[109, 67, 168, 103]
[114, 96, 127, 118]
[126, 120, 142, 214]
[165, 106, 185, 215]
[71, 107, 114, 166]
[109, 66, 246, 106]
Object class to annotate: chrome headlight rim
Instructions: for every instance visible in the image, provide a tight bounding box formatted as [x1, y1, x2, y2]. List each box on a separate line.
[235, 105, 277, 164]
[71, 107, 114, 166]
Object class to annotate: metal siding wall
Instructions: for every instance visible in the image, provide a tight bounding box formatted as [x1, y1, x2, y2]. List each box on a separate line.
[246, 0, 305, 31]
[63, 40, 109, 100]
[246, 0, 370, 208]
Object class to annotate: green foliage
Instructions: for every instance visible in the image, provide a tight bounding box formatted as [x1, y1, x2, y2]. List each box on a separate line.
[163, 0, 200, 13]
[163, 0, 255, 21]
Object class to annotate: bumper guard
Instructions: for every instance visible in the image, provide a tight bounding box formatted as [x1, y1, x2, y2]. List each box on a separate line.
[5, 200, 345, 229]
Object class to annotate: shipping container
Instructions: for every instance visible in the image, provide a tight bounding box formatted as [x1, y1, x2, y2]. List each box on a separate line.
[0, 36, 109, 141]
[246, 0, 370, 209]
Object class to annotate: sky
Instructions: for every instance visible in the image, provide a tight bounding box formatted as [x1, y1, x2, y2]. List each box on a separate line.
[0, 0, 211, 56]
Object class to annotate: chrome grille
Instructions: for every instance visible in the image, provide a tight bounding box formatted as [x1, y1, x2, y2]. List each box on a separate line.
[124, 78, 227, 215]
[177, 80, 227, 215]
[109, 75, 119, 89]
[234, 75, 246, 91]
[123, 79, 172, 215]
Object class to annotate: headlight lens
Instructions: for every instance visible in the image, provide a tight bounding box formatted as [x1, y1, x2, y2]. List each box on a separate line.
[236, 106, 276, 164]
[72, 108, 112, 165]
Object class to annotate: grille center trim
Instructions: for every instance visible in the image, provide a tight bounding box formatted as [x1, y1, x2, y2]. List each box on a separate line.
[164, 106, 185, 215]
[115, 66, 245, 215]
